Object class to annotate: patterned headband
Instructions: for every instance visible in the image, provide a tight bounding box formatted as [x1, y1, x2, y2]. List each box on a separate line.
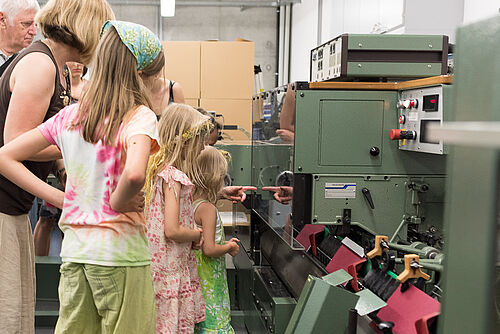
[101, 20, 162, 71]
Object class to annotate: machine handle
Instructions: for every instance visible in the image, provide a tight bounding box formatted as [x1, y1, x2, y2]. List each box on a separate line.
[362, 188, 375, 209]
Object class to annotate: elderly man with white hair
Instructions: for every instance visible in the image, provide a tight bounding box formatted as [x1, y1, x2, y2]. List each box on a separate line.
[0, 0, 39, 67]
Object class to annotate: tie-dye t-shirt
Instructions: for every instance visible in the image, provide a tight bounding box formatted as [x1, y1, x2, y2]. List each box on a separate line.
[38, 103, 159, 266]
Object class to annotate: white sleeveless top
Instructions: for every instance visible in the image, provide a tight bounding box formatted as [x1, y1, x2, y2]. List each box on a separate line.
[193, 199, 224, 244]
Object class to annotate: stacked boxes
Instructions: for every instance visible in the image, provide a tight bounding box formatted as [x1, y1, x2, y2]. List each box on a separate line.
[162, 40, 254, 141]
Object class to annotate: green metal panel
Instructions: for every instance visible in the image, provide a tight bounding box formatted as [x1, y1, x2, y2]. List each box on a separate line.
[319, 100, 383, 166]
[310, 174, 446, 239]
[273, 298, 297, 334]
[284, 276, 359, 334]
[35, 256, 61, 327]
[233, 244, 257, 330]
[35, 256, 61, 301]
[215, 143, 252, 186]
[347, 34, 445, 51]
[252, 268, 296, 334]
[438, 15, 500, 334]
[294, 90, 447, 175]
[252, 144, 293, 195]
[439, 148, 499, 333]
[347, 62, 442, 78]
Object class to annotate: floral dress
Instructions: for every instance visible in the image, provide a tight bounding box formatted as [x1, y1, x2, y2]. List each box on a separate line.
[193, 200, 234, 334]
[146, 166, 206, 334]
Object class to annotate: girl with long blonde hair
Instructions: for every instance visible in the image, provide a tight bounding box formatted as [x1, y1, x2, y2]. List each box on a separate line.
[0, 1, 114, 331]
[0, 21, 163, 333]
[144, 102, 212, 333]
[192, 146, 239, 334]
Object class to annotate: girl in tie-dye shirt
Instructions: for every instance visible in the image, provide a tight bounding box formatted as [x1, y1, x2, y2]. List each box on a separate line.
[0, 21, 165, 333]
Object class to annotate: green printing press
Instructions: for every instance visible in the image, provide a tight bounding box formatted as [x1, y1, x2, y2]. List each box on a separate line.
[234, 77, 451, 334]
[33, 26, 500, 333]
[231, 27, 499, 334]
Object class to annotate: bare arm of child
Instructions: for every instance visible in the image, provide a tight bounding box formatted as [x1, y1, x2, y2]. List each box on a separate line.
[195, 202, 239, 258]
[0, 128, 64, 208]
[163, 179, 202, 243]
[109, 134, 151, 212]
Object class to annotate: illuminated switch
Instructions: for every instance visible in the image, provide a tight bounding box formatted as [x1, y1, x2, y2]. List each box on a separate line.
[399, 115, 406, 124]
[409, 99, 418, 109]
[390, 129, 417, 140]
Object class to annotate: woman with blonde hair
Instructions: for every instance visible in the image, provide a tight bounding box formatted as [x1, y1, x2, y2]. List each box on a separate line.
[0, 1, 114, 332]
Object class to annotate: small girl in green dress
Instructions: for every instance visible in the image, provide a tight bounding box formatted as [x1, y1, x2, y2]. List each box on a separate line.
[192, 146, 240, 334]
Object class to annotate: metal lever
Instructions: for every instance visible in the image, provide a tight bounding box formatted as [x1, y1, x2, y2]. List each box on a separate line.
[362, 188, 375, 209]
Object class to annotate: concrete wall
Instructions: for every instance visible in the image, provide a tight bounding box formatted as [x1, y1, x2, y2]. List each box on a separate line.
[289, 0, 500, 82]
[289, 0, 318, 83]
[160, 6, 278, 91]
[37, 0, 278, 91]
[290, 0, 405, 82]
[404, 0, 464, 42]
[463, 0, 500, 24]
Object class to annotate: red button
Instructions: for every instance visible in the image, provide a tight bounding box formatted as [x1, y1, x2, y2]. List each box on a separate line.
[390, 129, 402, 140]
[399, 115, 406, 124]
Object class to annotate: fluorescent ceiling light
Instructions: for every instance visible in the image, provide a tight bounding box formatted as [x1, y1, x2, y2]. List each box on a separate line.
[161, 0, 175, 17]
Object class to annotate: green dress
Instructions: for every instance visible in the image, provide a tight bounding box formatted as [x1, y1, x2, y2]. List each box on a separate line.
[194, 200, 235, 334]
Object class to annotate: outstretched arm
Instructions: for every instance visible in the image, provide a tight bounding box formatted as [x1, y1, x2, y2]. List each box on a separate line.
[262, 186, 293, 205]
[219, 185, 257, 203]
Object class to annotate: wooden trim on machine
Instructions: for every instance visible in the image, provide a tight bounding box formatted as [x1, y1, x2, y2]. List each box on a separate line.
[307, 75, 453, 91]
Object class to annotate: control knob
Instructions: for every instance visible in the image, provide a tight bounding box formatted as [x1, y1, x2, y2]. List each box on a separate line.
[390, 129, 417, 140]
[397, 99, 418, 109]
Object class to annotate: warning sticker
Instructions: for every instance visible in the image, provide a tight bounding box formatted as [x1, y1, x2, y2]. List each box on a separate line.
[325, 183, 356, 199]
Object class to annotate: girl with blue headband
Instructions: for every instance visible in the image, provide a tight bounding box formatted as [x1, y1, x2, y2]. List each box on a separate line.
[0, 21, 164, 333]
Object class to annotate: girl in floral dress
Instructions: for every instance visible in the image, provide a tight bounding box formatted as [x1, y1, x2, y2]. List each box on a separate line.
[144, 103, 213, 333]
[192, 146, 240, 334]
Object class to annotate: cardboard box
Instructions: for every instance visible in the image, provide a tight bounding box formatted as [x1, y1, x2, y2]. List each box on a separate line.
[199, 98, 252, 141]
[184, 99, 199, 108]
[201, 41, 254, 99]
[162, 41, 201, 99]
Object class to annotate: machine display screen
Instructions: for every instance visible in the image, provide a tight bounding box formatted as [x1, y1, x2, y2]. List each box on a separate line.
[423, 94, 439, 112]
[420, 120, 440, 144]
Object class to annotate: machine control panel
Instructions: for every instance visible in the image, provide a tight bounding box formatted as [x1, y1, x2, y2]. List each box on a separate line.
[311, 36, 342, 82]
[393, 85, 446, 155]
[310, 34, 449, 82]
